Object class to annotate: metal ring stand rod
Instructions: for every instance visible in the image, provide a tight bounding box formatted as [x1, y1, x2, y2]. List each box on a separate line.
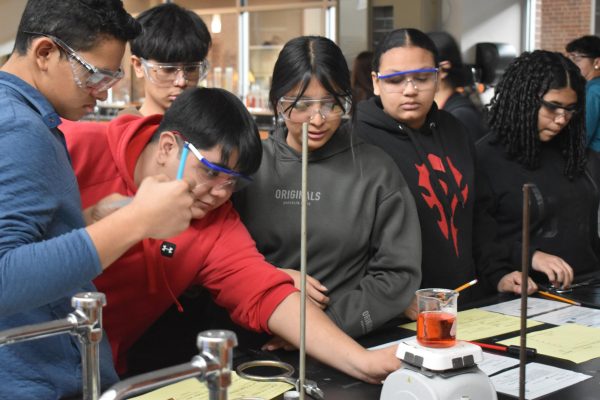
[519, 183, 533, 400]
[299, 121, 309, 400]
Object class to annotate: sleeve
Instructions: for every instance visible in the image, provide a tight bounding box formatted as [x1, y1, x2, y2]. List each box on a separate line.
[472, 140, 519, 292]
[586, 86, 600, 145]
[193, 205, 297, 334]
[325, 182, 422, 337]
[0, 118, 101, 317]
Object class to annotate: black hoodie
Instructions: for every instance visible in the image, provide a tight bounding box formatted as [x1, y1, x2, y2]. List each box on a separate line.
[355, 97, 487, 304]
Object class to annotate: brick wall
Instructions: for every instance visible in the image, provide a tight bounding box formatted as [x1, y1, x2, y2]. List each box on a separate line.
[537, 0, 594, 51]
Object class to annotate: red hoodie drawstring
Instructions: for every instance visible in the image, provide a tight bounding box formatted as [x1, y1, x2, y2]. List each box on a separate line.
[142, 238, 184, 312]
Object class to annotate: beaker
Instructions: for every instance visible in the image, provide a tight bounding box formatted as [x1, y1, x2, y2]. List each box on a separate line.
[416, 288, 458, 348]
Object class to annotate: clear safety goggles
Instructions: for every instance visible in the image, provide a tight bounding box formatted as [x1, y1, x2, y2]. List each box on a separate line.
[277, 96, 350, 123]
[376, 68, 438, 93]
[140, 58, 209, 87]
[23, 31, 124, 93]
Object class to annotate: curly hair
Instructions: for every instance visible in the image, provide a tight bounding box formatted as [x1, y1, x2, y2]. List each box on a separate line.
[486, 50, 587, 179]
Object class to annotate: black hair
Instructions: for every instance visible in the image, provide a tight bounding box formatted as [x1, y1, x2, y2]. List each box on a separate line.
[130, 3, 211, 63]
[372, 28, 439, 72]
[351, 51, 374, 103]
[155, 88, 262, 176]
[486, 50, 587, 179]
[269, 36, 352, 117]
[566, 35, 600, 58]
[13, 0, 140, 55]
[427, 31, 467, 88]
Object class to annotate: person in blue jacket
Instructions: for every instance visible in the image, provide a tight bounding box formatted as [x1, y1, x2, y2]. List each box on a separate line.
[0, 1, 196, 398]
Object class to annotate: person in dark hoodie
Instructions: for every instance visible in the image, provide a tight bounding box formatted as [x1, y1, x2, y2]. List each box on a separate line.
[477, 50, 598, 291]
[354, 28, 516, 318]
[428, 31, 487, 143]
[62, 87, 401, 384]
[233, 36, 422, 340]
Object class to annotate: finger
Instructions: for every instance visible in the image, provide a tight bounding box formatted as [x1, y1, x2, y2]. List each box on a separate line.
[308, 286, 330, 304]
[306, 275, 327, 291]
[309, 298, 327, 309]
[527, 278, 538, 294]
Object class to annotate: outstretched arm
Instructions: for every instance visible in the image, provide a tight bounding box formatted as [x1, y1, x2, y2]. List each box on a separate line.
[268, 292, 400, 384]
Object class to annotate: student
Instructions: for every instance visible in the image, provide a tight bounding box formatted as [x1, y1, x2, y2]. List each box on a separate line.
[353, 28, 504, 317]
[63, 87, 401, 385]
[352, 50, 375, 103]
[477, 50, 597, 292]
[233, 35, 422, 339]
[0, 1, 196, 398]
[428, 31, 487, 142]
[121, 3, 211, 116]
[566, 35, 600, 152]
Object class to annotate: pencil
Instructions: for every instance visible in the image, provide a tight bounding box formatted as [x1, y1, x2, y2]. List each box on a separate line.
[538, 290, 581, 306]
[454, 279, 478, 293]
[176, 145, 189, 180]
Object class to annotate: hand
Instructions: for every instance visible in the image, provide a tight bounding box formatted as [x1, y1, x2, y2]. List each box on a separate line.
[497, 271, 538, 295]
[280, 268, 330, 309]
[403, 296, 418, 321]
[126, 175, 195, 239]
[352, 345, 401, 384]
[86, 193, 132, 224]
[261, 335, 297, 352]
[531, 251, 574, 289]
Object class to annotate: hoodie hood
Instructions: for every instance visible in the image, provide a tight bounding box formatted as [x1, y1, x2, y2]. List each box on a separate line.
[106, 113, 163, 192]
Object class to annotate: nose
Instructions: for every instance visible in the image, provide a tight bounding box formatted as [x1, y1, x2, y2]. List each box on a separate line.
[402, 79, 419, 94]
[93, 89, 109, 101]
[309, 108, 326, 125]
[554, 113, 568, 124]
[173, 69, 188, 87]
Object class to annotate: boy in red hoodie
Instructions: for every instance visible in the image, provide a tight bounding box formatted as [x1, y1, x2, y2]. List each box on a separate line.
[62, 87, 400, 384]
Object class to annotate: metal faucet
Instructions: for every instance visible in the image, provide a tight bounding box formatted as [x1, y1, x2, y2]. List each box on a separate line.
[99, 330, 238, 400]
[0, 292, 106, 400]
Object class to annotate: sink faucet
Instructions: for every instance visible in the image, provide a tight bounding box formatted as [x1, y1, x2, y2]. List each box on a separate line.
[99, 330, 238, 400]
[0, 292, 106, 400]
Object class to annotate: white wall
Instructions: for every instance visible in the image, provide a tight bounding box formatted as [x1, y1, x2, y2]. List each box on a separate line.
[0, 0, 26, 56]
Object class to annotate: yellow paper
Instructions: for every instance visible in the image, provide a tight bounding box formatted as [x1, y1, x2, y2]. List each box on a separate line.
[499, 324, 600, 364]
[129, 372, 294, 400]
[399, 308, 542, 341]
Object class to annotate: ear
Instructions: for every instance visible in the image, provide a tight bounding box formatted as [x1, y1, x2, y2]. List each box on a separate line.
[438, 60, 451, 81]
[131, 55, 145, 79]
[593, 57, 600, 71]
[371, 72, 381, 96]
[156, 131, 180, 166]
[31, 37, 59, 72]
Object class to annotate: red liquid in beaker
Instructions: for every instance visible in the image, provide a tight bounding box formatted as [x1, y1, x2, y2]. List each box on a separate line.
[417, 311, 456, 348]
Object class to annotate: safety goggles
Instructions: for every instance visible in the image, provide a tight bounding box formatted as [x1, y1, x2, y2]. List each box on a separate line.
[140, 58, 209, 87]
[174, 132, 251, 192]
[567, 53, 596, 63]
[376, 68, 438, 93]
[277, 96, 350, 123]
[23, 31, 124, 93]
[540, 98, 579, 119]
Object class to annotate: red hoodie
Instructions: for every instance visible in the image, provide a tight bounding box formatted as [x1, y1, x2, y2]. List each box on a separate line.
[62, 115, 296, 374]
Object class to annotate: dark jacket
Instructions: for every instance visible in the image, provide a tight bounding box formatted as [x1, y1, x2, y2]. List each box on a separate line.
[443, 92, 487, 143]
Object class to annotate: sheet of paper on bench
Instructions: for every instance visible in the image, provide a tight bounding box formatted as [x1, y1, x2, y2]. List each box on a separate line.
[490, 363, 591, 399]
[129, 372, 293, 400]
[499, 324, 600, 363]
[480, 297, 572, 318]
[399, 309, 542, 341]
[531, 305, 600, 328]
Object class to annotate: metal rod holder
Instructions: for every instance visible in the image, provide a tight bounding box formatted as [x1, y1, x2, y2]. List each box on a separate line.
[0, 292, 106, 400]
[99, 330, 238, 400]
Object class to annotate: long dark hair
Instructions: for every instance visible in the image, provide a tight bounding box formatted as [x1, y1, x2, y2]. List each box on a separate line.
[486, 50, 586, 179]
[372, 28, 439, 72]
[269, 36, 352, 117]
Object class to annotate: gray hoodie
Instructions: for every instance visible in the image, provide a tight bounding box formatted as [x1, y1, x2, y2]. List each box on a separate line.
[233, 122, 421, 337]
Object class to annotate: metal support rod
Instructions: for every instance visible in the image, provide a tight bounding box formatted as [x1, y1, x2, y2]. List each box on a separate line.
[299, 122, 309, 400]
[99, 330, 237, 400]
[519, 183, 533, 400]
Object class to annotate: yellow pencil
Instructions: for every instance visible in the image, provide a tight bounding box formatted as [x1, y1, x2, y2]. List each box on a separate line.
[538, 290, 581, 306]
[454, 279, 478, 293]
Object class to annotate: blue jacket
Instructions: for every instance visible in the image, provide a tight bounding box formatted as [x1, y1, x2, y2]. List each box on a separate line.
[0, 72, 118, 399]
[586, 77, 600, 152]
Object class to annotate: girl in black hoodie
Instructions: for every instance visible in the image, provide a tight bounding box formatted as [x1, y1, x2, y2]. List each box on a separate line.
[353, 28, 520, 317]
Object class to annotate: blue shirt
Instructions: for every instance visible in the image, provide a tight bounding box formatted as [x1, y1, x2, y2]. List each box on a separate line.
[0, 71, 118, 399]
[585, 77, 600, 152]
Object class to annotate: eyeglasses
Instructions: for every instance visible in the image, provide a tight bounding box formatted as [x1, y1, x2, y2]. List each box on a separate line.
[174, 132, 251, 192]
[140, 58, 209, 87]
[540, 98, 579, 119]
[23, 31, 124, 93]
[277, 96, 350, 123]
[568, 53, 595, 63]
[376, 68, 439, 93]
